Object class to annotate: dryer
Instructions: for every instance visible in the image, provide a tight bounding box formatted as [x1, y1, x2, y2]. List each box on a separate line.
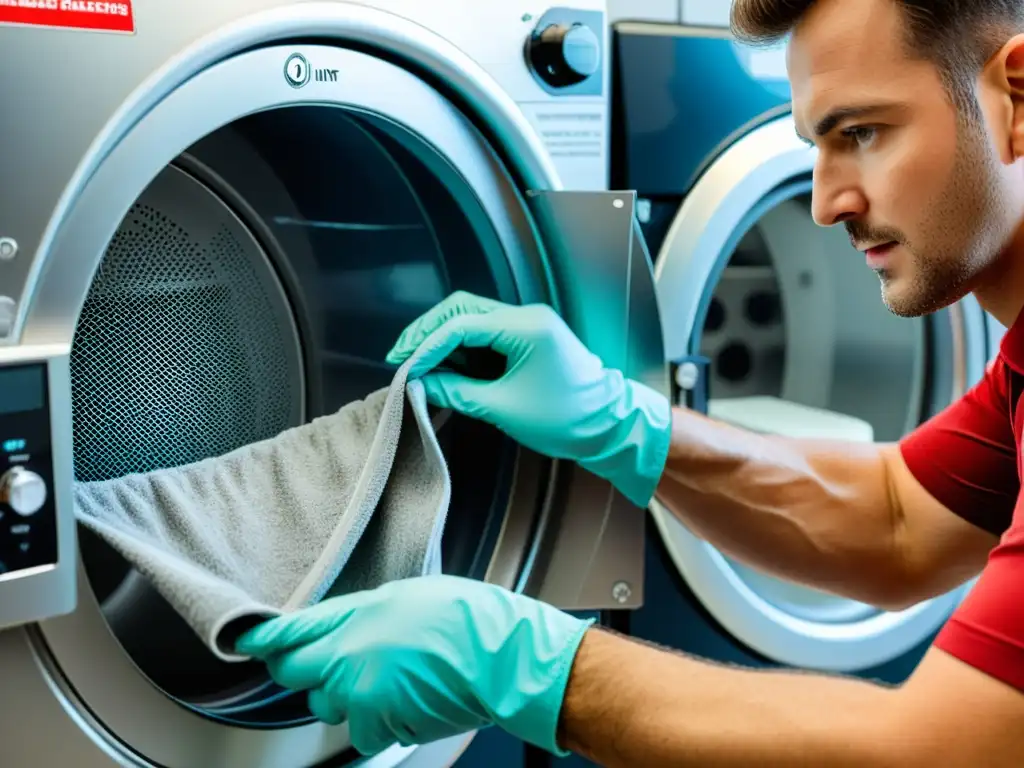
[0, 2, 669, 766]
[610, 18, 995, 681]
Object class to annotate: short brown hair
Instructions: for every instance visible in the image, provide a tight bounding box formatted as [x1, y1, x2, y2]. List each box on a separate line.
[730, 0, 1024, 120]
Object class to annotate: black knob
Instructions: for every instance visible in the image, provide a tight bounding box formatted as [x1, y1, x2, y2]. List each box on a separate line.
[528, 22, 600, 87]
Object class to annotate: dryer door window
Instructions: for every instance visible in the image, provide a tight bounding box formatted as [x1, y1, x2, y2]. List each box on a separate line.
[71, 103, 532, 720]
[651, 114, 991, 674]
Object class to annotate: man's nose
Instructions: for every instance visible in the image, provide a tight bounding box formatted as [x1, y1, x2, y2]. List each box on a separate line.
[810, 172, 867, 226]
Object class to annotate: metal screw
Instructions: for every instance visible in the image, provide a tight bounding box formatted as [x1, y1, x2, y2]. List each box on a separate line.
[676, 361, 700, 390]
[0, 296, 16, 340]
[0, 237, 17, 261]
[612, 581, 632, 604]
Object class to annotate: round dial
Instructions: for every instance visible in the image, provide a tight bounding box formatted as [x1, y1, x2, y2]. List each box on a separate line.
[1, 466, 48, 517]
[528, 22, 601, 88]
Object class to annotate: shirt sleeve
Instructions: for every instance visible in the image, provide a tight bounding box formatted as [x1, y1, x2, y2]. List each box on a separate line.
[933, 539, 1024, 693]
[901, 355, 1024, 691]
[898, 356, 1019, 537]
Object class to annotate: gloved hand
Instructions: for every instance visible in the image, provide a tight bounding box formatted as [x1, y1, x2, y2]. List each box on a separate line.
[386, 291, 673, 508]
[235, 575, 594, 757]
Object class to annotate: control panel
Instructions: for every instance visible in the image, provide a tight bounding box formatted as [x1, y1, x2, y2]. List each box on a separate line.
[0, 351, 75, 630]
[0, 364, 59, 575]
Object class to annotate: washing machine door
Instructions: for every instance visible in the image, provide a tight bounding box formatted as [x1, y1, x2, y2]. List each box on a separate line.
[1, 7, 665, 767]
[650, 112, 991, 673]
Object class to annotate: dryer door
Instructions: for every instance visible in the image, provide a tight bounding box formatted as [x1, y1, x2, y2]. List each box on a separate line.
[7, 31, 663, 768]
[650, 113, 990, 673]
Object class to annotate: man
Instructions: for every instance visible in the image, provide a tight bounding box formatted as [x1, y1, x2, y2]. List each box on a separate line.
[237, 0, 1024, 764]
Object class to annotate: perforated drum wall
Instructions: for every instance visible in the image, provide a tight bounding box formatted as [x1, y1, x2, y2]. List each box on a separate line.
[69, 166, 304, 484]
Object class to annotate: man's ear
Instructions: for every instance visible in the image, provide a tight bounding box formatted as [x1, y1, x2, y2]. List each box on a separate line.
[982, 34, 1024, 163]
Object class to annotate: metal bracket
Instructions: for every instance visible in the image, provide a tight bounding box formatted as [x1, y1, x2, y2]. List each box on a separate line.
[516, 189, 670, 611]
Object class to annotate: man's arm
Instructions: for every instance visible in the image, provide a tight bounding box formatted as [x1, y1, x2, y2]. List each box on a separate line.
[653, 406, 999, 609]
[556, 626, 1024, 767]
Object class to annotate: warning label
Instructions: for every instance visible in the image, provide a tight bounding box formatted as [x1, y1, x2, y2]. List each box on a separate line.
[0, 0, 135, 34]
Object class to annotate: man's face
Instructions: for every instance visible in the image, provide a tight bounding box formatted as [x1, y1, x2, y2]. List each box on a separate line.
[788, 0, 1021, 317]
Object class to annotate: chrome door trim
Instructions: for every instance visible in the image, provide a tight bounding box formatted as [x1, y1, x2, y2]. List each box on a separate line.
[650, 113, 985, 672]
[21, 41, 559, 768]
[16, 1, 562, 347]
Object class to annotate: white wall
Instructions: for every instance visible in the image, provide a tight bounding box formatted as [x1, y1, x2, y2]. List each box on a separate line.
[606, 0, 678, 24]
[680, 0, 731, 26]
[607, 0, 732, 26]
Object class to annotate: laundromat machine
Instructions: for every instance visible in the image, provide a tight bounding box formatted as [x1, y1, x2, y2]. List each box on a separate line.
[0, 1, 670, 766]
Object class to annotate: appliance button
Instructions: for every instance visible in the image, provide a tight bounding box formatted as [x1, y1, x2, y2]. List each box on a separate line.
[283, 52, 310, 88]
[0, 467, 47, 517]
[528, 22, 601, 87]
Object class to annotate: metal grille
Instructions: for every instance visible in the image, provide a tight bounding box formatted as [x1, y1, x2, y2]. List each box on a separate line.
[70, 170, 302, 483]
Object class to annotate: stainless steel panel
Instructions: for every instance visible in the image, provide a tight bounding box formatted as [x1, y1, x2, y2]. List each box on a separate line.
[522, 191, 669, 609]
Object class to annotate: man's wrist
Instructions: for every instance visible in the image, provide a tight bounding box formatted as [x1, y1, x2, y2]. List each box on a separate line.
[555, 626, 629, 760]
[554, 618, 910, 768]
[579, 376, 673, 507]
[493, 606, 595, 757]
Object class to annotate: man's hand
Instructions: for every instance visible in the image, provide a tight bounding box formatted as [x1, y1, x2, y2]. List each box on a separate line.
[386, 291, 673, 507]
[235, 575, 593, 757]
[236, 573, 1024, 766]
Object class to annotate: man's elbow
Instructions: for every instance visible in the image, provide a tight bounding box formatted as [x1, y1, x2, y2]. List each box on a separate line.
[864, 590, 921, 614]
[845, 588, 919, 614]
[859, 567, 972, 614]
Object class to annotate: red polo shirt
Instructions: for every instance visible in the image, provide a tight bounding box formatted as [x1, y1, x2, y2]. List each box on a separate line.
[900, 314, 1024, 690]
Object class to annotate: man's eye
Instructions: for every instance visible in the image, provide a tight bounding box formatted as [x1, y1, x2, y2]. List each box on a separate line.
[841, 125, 877, 147]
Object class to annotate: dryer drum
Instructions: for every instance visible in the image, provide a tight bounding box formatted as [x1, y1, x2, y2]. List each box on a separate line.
[70, 168, 304, 489]
[66, 104, 530, 729]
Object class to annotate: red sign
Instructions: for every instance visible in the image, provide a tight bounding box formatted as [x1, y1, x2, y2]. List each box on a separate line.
[0, 1, 135, 34]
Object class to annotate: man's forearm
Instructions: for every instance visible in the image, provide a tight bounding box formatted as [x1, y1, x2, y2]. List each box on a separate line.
[654, 406, 906, 606]
[556, 627, 904, 768]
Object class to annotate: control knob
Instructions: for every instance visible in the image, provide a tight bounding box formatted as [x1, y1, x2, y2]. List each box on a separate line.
[0, 466, 47, 517]
[528, 22, 600, 87]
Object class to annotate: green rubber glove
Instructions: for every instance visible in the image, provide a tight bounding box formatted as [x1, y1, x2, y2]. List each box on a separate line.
[235, 575, 594, 757]
[385, 291, 673, 508]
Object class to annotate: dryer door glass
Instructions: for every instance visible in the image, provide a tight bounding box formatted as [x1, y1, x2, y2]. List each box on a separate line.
[651, 114, 988, 673]
[698, 185, 916, 624]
